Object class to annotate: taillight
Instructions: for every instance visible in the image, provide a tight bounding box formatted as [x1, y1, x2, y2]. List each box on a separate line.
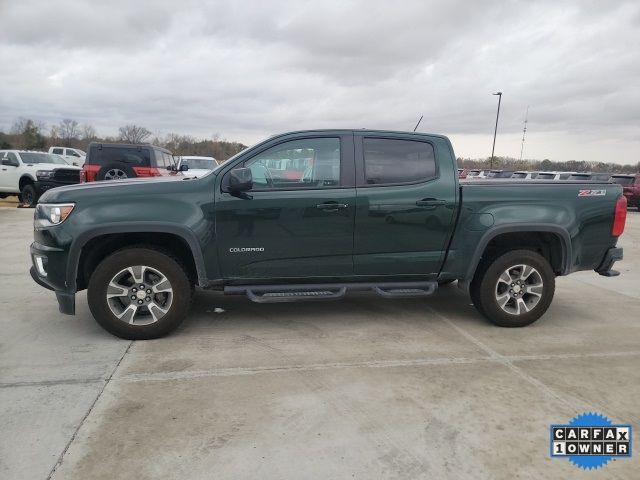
[79, 169, 86, 183]
[612, 195, 627, 237]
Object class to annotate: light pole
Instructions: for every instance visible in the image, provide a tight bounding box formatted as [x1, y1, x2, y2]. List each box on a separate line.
[490, 91, 502, 169]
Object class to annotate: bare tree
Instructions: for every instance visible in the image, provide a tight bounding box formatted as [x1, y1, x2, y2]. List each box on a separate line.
[118, 124, 151, 143]
[58, 118, 80, 147]
[81, 123, 97, 140]
[10, 118, 46, 149]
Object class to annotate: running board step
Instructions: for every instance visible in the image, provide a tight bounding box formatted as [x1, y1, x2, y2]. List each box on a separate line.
[224, 281, 437, 303]
[247, 288, 346, 303]
[373, 285, 436, 298]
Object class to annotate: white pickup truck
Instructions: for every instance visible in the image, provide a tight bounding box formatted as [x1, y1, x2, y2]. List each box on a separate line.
[48, 146, 86, 166]
[0, 150, 81, 206]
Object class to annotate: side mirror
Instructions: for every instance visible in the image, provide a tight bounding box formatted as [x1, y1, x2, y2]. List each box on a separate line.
[229, 168, 253, 192]
[1, 158, 18, 167]
[179, 164, 189, 172]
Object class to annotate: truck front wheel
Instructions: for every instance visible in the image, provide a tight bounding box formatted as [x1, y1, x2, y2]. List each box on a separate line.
[470, 249, 555, 327]
[87, 247, 192, 339]
[21, 184, 38, 207]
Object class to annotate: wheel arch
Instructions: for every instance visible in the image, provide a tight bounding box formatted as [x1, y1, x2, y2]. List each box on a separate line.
[466, 224, 572, 282]
[70, 223, 209, 291]
[19, 174, 35, 190]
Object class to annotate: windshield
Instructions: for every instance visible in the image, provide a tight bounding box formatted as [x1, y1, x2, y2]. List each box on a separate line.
[181, 158, 216, 169]
[20, 152, 69, 165]
[611, 176, 634, 186]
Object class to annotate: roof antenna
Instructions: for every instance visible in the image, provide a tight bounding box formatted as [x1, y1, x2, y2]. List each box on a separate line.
[413, 115, 423, 132]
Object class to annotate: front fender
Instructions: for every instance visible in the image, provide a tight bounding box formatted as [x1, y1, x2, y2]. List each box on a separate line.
[67, 222, 211, 290]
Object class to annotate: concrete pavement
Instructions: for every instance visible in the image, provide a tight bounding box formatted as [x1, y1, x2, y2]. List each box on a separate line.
[1, 207, 638, 479]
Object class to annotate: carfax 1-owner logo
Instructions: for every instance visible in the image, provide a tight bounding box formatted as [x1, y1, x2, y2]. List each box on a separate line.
[550, 412, 632, 470]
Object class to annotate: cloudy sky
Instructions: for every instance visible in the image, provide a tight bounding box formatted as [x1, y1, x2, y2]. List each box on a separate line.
[1, 0, 639, 163]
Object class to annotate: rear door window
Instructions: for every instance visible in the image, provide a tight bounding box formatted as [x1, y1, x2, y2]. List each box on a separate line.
[363, 138, 436, 185]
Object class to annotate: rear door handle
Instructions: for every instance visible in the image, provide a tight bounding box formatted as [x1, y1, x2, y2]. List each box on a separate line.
[316, 202, 349, 211]
[415, 198, 446, 207]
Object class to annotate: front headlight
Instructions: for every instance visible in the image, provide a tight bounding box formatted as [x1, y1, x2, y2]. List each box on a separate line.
[34, 203, 75, 228]
[36, 170, 54, 180]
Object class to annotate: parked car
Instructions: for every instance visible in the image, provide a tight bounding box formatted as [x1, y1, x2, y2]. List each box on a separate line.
[81, 143, 179, 182]
[48, 147, 86, 166]
[0, 150, 81, 206]
[611, 174, 639, 209]
[177, 156, 218, 178]
[466, 169, 488, 179]
[457, 168, 468, 179]
[510, 171, 538, 179]
[29, 129, 626, 339]
[535, 171, 575, 181]
[567, 173, 592, 181]
[485, 169, 515, 179]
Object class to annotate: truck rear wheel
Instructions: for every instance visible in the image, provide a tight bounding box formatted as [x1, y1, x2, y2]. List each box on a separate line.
[87, 247, 192, 339]
[470, 249, 555, 327]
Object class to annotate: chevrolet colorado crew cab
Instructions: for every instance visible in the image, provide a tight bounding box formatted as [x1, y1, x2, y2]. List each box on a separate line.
[30, 130, 627, 339]
[1, 150, 81, 206]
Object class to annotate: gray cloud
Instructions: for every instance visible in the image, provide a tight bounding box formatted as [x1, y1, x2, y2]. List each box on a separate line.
[0, 0, 638, 162]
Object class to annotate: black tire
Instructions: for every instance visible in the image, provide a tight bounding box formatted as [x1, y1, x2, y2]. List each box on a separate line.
[470, 249, 555, 327]
[21, 183, 38, 207]
[96, 163, 136, 181]
[87, 247, 192, 339]
[0, 193, 8, 199]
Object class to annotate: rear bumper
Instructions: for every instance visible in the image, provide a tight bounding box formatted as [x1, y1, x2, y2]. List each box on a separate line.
[595, 247, 623, 277]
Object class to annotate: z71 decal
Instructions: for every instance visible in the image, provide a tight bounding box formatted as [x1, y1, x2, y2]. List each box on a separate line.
[578, 189, 606, 197]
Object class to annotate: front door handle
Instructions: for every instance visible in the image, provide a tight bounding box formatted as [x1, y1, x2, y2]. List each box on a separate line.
[316, 202, 349, 211]
[416, 198, 446, 208]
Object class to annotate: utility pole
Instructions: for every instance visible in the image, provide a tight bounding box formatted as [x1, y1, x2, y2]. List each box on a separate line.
[519, 106, 529, 161]
[490, 92, 502, 169]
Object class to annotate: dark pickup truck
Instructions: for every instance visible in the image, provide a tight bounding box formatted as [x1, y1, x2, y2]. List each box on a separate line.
[30, 129, 627, 339]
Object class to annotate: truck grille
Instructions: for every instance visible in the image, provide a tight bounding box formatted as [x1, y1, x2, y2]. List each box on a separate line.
[52, 169, 80, 183]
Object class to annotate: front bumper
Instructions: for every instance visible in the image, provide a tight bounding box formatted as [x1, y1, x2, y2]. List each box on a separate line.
[595, 247, 623, 277]
[34, 179, 77, 196]
[30, 241, 76, 315]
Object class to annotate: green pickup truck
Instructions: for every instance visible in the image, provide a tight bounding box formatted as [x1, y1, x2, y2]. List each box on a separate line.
[30, 130, 627, 339]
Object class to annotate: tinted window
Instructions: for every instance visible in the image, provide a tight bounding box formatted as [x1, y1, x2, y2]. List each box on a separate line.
[244, 137, 340, 190]
[568, 174, 591, 180]
[52, 148, 64, 154]
[66, 149, 80, 157]
[612, 176, 634, 186]
[511, 173, 527, 178]
[363, 138, 436, 185]
[537, 173, 555, 179]
[91, 146, 151, 166]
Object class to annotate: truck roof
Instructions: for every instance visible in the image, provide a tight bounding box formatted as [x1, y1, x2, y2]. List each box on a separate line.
[268, 129, 450, 140]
